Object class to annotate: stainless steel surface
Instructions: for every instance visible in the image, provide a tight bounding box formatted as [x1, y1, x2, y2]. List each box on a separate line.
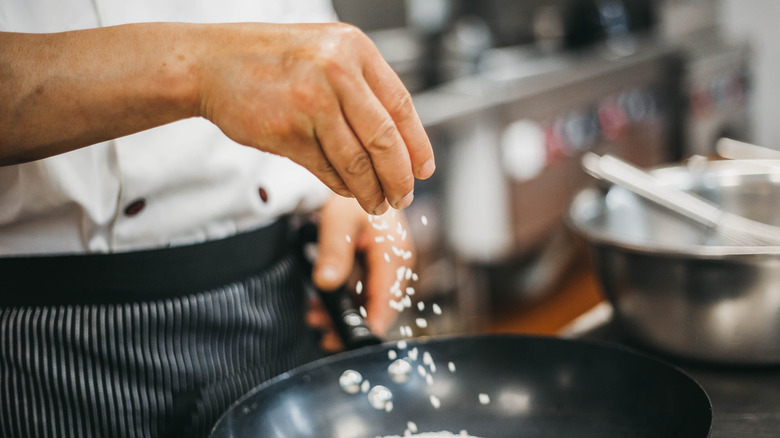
[406, 39, 681, 331]
[414, 40, 680, 264]
[658, 0, 719, 41]
[568, 159, 780, 363]
[678, 28, 753, 156]
[716, 137, 780, 160]
[582, 152, 780, 245]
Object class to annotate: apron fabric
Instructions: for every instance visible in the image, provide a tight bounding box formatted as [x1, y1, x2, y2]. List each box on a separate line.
[0, 219, 321, 438]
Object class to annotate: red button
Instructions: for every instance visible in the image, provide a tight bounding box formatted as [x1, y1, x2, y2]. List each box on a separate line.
[258, 187, 269, 203]
[124, 198, 146, 217]
[598, 100, 627, 141]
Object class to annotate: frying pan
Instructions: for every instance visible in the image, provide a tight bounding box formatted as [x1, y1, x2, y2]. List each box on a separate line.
[209, 334, 711, 438]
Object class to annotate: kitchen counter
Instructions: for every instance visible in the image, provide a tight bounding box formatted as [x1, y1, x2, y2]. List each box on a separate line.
[491, 260, 780, 438]
[574, 315, 780, 438]
[484, 258, 604, 335]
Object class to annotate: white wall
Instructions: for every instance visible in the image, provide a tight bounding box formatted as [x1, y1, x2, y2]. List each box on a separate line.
[720, 0, 780, 148]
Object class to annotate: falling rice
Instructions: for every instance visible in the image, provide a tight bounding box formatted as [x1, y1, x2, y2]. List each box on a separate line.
[339, 212, 469, 431]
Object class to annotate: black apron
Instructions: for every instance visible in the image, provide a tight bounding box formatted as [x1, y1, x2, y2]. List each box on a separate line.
[0, 218, 321, 438]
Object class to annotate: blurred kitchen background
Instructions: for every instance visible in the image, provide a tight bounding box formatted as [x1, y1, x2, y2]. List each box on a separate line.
[331, 0, 776, 337]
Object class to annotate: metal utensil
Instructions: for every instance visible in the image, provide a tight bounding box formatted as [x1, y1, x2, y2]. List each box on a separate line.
[716, 137, 780, 160]
[581, 152, 780, 246]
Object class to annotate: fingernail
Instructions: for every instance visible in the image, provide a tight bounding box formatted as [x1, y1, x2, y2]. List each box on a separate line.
[315, 264, 340, 289]
[418, 159, 436, 180]
[394, 191, 414, 210]
[372, 200, 390, 216]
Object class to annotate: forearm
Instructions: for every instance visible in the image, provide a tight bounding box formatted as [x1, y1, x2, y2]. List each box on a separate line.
[0, 23, 203, 165]
[0, 21, 435, 215]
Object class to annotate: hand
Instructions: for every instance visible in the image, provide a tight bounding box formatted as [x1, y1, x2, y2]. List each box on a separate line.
[198, 22, 435, 215]
[1, 23, 434, 209]
[306, 194, 414, 352]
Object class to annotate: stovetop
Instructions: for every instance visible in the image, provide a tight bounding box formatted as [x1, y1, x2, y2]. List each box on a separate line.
[566, 304, 780, 438]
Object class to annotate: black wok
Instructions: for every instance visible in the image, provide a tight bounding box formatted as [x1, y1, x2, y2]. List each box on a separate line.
[209, 334, 711, 438]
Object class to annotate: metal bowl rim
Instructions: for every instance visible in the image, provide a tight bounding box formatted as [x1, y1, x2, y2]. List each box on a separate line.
[567, 159, 780, 258]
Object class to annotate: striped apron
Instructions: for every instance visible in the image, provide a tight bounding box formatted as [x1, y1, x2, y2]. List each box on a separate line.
[0, 218, 321, 438]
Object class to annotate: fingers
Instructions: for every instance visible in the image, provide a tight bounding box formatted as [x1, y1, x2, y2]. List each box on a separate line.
[312, 195, 362, 291]
[361, 53, 435, 181]
[363, 243, 398, 336]
[319, 34, 432, 213]
[305, 296, 344, 353]
[291, 143, 353, 199]
[361, 211, 413, 336]
[313, 196, 409, 337]
[331, 78, 415, 211]
[196, 22, 431, 214]
[314, 111, 390, 215]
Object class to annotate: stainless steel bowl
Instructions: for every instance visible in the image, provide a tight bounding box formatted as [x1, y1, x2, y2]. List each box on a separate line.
[568, 159, 780, 364]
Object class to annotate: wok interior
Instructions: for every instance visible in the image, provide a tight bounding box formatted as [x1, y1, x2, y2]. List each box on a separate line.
[210, 335, 711, 438]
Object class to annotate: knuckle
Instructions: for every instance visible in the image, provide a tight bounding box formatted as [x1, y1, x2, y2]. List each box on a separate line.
[396, 173, 415, 193]
[265, 117, 297, 141]
[366, 119, 400, 153]
[314, 158, 339, 177]
[344, 152, 374, 176]
[291, 82, 321, 108]
[310, 45, 338, 67]
[330, 22, 368, 44]
[316, 25, 367, 73]
[387, 88, 414, 117]
[321, 56, 351, 82]
[313, 161, 351, 195]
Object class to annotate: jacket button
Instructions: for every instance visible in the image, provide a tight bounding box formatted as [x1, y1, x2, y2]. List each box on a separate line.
[258, 187, 269, 203]
[124, 198, 146, 217]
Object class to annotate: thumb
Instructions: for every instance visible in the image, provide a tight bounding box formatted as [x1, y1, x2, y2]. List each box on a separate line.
[312, 199, 361, 291]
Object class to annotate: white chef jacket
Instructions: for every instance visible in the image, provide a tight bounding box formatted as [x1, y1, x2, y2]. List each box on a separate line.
[0, 0, 336, 256]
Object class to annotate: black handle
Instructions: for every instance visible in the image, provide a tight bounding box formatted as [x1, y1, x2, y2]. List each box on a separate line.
[296, 223, 382, 351]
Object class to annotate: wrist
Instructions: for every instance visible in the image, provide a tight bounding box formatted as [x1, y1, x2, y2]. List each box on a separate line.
[154, 23, 207, 119]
